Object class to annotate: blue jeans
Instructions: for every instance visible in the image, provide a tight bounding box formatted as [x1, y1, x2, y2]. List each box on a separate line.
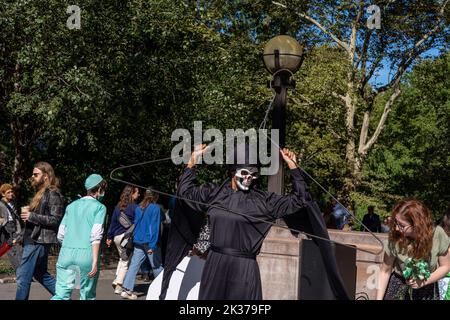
[122, 246, 163, 292]
[140, 258, 151, 274]
[15, 244, 56, 300]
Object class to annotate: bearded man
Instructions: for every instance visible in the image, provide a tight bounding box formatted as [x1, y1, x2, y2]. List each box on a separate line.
[15, 161, 64, 300]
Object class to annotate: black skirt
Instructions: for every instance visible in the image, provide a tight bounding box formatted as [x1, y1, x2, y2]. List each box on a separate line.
[384, 272, 439, 300]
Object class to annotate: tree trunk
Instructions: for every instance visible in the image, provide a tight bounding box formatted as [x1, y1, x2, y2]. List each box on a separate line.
[0, 151, 7, 178]
[8, 62, 33, 204]
[342, 152, 363, 211]
[343, 143, 360, 210]
[342, 78, 359, 209]
[10, 121, 32, 205]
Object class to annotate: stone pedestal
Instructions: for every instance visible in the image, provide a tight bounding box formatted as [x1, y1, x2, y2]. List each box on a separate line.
[258, 226, 386, 300]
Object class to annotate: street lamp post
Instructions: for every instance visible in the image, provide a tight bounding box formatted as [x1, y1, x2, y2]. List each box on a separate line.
[263, 35, 303, 196]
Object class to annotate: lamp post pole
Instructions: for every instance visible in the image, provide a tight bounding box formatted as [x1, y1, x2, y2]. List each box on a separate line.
[263, 36, 303, 199]
[260, 36, 305, 297]
[268, 69, 293, 196]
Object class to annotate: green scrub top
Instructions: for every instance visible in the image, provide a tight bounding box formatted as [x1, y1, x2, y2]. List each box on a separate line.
[60, 196, 106, 249]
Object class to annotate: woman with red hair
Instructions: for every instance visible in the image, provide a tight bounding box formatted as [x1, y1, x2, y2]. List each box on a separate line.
[376, 199, 450, 300]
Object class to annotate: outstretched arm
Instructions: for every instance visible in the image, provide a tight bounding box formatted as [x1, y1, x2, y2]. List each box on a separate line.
[280, 148, 298, 170]
[177, 144, 215, 213]
[266, 149, 310, 218]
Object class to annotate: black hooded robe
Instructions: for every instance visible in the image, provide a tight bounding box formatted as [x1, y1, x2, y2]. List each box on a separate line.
[177, 166, 311, 300]
[283, 201, 350, 300]
[158, 198, 207, 300]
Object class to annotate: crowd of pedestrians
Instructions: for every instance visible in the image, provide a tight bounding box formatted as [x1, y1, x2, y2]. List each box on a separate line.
[1, 158, 449, 300]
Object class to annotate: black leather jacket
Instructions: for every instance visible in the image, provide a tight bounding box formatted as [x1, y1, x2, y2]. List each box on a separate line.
[26, 188, 64, 244]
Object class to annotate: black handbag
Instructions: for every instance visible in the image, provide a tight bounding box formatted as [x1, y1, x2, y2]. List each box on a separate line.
[119, 206, 145, 260]
[118, 210, 133, 229]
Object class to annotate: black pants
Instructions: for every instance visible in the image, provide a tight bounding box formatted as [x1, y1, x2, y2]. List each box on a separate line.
[384, 272, 438, 300]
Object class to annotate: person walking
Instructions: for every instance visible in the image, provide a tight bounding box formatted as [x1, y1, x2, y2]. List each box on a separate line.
[0, 183, 22, 269]
[15, 162, 64, 300]
[105, 185, 139, 294]
[121, 188, 163, 300]
[51, 174, 107, 300]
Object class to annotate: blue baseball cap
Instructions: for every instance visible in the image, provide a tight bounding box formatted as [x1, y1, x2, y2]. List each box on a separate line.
[84, 174, 104, 191]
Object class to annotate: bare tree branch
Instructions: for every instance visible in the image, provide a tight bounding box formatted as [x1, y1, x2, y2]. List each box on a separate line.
[360, 51, 385, 92]
[358, 111, 370, 155]
[292, 94, 315, 106]
[359, 86, 402, 155]
[331, 91, 346, 102]
[56, 76, 90, 98]
[356, 29, 374, 70]
[56, 76, 70, 87]
[376, 0, 449, 94]
[75, 85, 89, 97]
[349, 1, 364, 64]
[272, 1, 350, 53]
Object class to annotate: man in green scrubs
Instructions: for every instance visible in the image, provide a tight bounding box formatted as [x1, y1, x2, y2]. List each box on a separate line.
[52, 174, 107, 300]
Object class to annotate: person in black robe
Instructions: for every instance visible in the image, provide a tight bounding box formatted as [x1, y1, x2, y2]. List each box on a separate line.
[158, 192, 212, 300]
[177, 144, 310, 300]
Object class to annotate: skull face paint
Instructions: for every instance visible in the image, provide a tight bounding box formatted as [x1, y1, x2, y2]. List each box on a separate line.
[234, 167, 259, 191]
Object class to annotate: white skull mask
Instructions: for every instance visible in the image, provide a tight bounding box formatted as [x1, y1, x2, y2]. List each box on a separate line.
[235, 168, 259, 191]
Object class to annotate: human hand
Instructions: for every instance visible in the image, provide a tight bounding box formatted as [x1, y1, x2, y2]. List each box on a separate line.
[187, 144, 209, 168]
[88, 263, 98, 278]
[106, 239, 112, 247]
[280, 148, 298, 169]
[20, 211, 31, 221]
[20, 206, 31, 222]
[12, 235, 22, 246]
[407, 278, 427, 289]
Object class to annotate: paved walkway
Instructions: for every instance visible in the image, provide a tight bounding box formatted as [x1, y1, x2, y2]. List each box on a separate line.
[0, 248, 157, 300]
[0, 270, 151, 300]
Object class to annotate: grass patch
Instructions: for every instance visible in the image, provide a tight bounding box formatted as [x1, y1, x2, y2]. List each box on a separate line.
[0, 266, 15, 275]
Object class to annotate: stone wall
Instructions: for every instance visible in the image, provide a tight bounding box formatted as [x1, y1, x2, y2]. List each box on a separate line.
[258, 226, 387, 300]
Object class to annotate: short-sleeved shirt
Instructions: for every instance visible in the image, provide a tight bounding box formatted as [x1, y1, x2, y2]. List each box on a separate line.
[383, 226, 450, 275]
[60, 196, 106, 249]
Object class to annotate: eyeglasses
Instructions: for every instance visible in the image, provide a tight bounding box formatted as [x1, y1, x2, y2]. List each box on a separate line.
[393, 218, 413, 232]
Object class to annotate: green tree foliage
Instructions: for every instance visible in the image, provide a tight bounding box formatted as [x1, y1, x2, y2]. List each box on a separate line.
[0, 0, 448, 220]
[287, 45, 349, 201]
[271, 0, 449, 205]
[0, 1, 277, 205]
[363, 52, 450, 218]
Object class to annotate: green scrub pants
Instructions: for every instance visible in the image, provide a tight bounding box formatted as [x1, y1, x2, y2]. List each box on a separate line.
[51, 247, 99, 300]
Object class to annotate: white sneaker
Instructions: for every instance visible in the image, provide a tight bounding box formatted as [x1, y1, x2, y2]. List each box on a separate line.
[121, 290, 137, 300]
[114, 286, 123, 295]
